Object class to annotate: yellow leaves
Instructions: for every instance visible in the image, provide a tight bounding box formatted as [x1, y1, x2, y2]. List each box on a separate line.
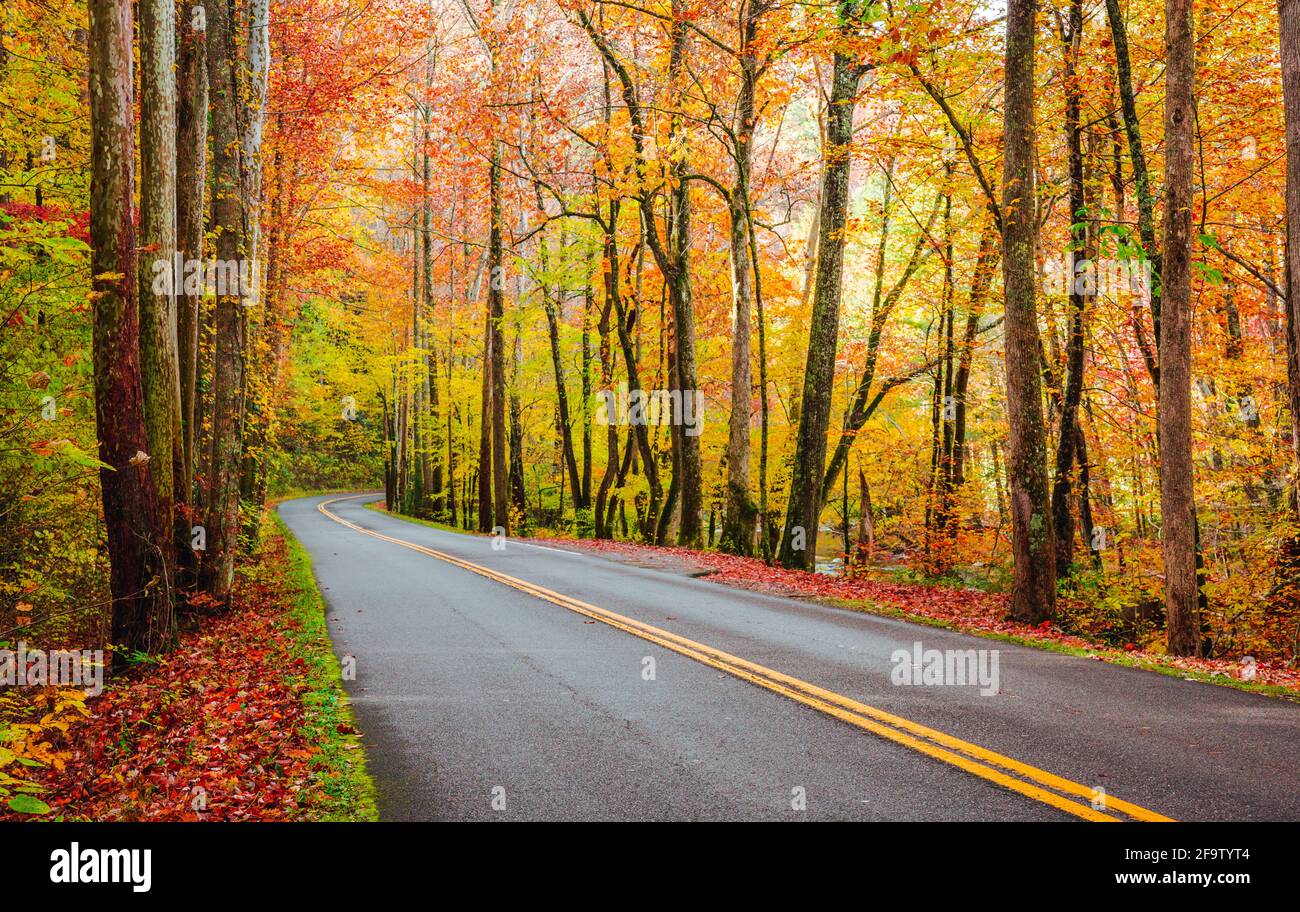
[16, 734, 65, 772]
[87, 272, 128, 305]
[32, 691, 88, 717]
[32, 689, 89, 735]
[0, 687, 87, 793]
[48, 689, 91, 718]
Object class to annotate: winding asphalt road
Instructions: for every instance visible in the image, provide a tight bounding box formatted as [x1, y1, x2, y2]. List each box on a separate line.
[278, 493, 1300, 822]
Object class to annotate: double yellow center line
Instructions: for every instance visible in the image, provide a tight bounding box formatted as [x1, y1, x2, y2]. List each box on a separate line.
[318, 495, 1173, 822]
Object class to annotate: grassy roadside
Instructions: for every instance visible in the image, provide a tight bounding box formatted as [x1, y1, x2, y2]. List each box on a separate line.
[271, 486, 374, 505]
[269, 512, 379, 821]
[363, 498, 466, 534]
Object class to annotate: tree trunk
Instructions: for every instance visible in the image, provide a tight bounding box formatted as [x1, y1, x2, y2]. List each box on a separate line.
[422, 50, 442, 513]
[1278, 0, 1300, 594]
[1106, 0, 1163, 386]
[488, 141, 509, 532]
[1051, 0, 1090, 578]
[610, 222, 663, 539]
[200, 0, 246, 604]
[586, 2, 700, 548]
[411, 221, 426, 514]
[582, 278, 593, 508]
[477, 298, 494, 533]
[719, 7, 764, 557]
[508, 327, 527, 523]
[928, 177, 955, 560]
[1160, 0, 1201, 655]
[664, 2, 703, 549]
[582, 41, 664, 540]
[90, 0, 174, 655]
[248, 131, 288, 517]
[231, 0, 270, 541]
[239, 0, 270, 309]
[541, 230, 585, 510]
[444, 226, 458, 525]
[383, 392, 395, 508]
[778, 45, 863, 570]
[176, 6, 208, 522]
[594, 294, 619, 540]
[952, 219, 1000, 490]
[138, 0, 182, 584]
[1002, 0, 1057, 621]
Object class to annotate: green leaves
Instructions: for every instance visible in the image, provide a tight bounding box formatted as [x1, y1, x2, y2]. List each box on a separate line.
[5, 794, 51, 815]
[1193, 261, 1225, 286]
[32, 234, 90, 263]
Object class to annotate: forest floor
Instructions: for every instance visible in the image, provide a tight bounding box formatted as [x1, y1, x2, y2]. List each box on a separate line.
[523, 533, 1300, 700]
[0, 514, 377, 821]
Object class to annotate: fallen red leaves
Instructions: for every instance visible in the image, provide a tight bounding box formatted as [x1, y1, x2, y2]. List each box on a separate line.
[2, 535, 331, 822]
[533, 537, 1300, 694]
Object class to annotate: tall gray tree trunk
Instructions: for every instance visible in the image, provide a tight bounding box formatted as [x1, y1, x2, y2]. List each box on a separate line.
[488, 142, 509, 532]
[233, 0, 271, 542]
[1160, 0, 1201, 655]
[540, 227, 585, 510]
[176, 5, 208, 520]
[200, 0, 246, 604]
[477, 289, 495, 533]
[1002, 0, 1057, 621]
[1106, 0, 1163, 386]
[662, 1, 703, 549]
[1277, 0, 1300, 588]
[90, 0, 174, 655]
[719, 9, 763, 556]
[778, 40, 864, 570]
[240, 0, 270, 308]
[138, 0, 182, 577]
[1051, 0, 1090, 577]
[422, 50, 443, 512]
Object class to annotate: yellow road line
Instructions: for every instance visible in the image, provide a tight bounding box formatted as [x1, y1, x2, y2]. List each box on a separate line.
[317, 494, 1174, 823]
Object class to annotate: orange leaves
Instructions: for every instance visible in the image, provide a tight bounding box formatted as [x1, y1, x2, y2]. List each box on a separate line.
[886, 46, 921, 68]
[28, 439, 70, 457]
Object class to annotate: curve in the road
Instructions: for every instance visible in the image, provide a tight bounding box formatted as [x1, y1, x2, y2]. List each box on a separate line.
[317, 494, 1173, 823]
